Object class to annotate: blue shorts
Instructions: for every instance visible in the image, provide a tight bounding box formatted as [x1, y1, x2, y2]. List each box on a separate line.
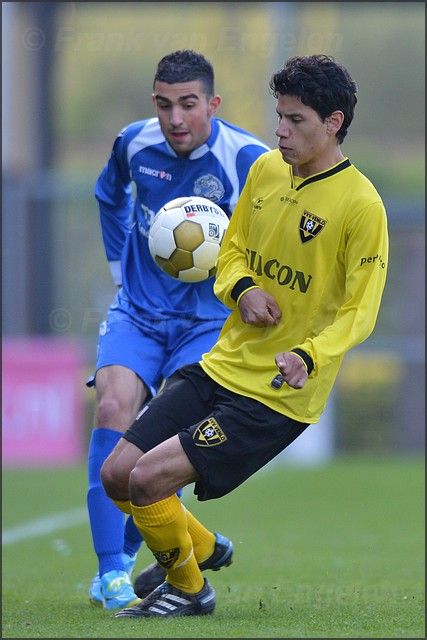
[87, 292, 226, 397]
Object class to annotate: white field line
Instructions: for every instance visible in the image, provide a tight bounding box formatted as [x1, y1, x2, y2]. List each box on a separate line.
[2, 486, 195, 547]
[2, 507, 87, 546]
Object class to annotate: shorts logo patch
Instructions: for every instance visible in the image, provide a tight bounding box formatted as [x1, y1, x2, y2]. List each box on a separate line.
[299, 210, 327, 243]
[193, 417, 227, 447]
[152, 548, 180, 569]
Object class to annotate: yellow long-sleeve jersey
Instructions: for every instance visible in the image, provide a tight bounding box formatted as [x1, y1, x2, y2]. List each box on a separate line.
[200, 150, 389, 423]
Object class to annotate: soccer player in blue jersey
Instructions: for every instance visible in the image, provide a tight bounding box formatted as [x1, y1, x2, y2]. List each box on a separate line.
[86, 49, 270, 610]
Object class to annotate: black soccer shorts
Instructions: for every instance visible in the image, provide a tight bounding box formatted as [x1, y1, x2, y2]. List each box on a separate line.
[123, 362, 310, 501]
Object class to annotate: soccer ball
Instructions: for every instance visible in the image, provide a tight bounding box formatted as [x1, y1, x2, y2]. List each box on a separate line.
[148, 196, 230, 282]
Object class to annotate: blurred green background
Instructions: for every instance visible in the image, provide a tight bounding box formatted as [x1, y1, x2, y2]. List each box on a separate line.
[2, 1, 425, 459]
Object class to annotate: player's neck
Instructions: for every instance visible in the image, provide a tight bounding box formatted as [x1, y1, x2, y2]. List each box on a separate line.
[293, 148, 345, 179]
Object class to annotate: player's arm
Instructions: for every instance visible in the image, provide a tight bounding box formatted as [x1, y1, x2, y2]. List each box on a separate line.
[214, 160, 264, 305]
[215, 162, 281, 326]
[271, 201, 388, 391]
[95, 130, 134, 285]
[214, 173, 254, 307]
[293, 201, 389, 372]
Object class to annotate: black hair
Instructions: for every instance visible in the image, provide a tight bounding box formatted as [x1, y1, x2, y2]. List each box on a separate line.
[269, 54, 358, 143]
[154, 50, 215, 97]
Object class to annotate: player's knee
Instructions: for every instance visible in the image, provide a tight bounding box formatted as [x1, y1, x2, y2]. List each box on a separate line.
[101, 455, 128, 499]
[129, 462, 157, 503]
[94, 394, 130, 430]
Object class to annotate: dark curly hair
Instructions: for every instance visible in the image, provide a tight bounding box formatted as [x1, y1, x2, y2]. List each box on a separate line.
[154, 50, 215, 97]
[269, 54, 358, 144]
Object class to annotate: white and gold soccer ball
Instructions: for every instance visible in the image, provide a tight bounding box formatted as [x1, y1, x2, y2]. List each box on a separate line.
[148, 196, 230, 282]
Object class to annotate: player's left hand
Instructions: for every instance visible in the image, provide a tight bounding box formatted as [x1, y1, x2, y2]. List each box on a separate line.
[274, 351, 308, 389]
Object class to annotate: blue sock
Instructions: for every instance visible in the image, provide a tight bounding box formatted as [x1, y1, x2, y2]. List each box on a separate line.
[87, 428, 127, 578]
[123, 515, 143, 558]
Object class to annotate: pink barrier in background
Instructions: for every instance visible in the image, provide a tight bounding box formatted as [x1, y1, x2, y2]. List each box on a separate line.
[2, 337, 86, 467]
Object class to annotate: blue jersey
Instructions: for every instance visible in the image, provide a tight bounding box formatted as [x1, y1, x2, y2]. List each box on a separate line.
[95, 117, 270, 321]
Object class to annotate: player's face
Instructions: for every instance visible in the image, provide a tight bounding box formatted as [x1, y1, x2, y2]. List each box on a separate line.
[274, 94, 343, 177]
[152, 81, 221, 156]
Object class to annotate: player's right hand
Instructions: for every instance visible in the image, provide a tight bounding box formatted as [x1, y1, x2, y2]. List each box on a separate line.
[238, 288, 281, 327]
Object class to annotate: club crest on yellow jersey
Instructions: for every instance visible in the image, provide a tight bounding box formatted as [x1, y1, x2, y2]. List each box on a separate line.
[299, 210, 327, 243]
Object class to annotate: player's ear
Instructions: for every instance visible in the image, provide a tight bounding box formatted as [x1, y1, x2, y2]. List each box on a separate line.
[326, 110, 344, 134]
[208, 95, 222, 116]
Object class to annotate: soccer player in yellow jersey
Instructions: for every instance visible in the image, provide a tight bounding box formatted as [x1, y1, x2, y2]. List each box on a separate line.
[101, 54, 389, 618]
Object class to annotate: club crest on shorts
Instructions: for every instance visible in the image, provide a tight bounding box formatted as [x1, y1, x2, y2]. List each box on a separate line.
[193, 417, 227, 447]
[153, 548, 180, 569]
[299, 210, 327, 243]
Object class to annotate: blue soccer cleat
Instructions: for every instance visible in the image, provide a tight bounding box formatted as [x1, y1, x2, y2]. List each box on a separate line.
[100, 569, 140, 610]
[89, 553, 138, 608]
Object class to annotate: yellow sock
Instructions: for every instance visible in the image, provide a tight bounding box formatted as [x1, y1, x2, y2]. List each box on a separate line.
[185, 508, 216, 564]
[112, 498, 132, 514]
[131, 495, 204, 594]
[113, 499, 216, 566]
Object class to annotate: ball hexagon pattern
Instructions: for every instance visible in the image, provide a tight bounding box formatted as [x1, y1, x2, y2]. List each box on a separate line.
[148, 196, 230, 282]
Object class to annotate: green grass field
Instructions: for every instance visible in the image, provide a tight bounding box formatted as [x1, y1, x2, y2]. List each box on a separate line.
[2, 455, 424, 638]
